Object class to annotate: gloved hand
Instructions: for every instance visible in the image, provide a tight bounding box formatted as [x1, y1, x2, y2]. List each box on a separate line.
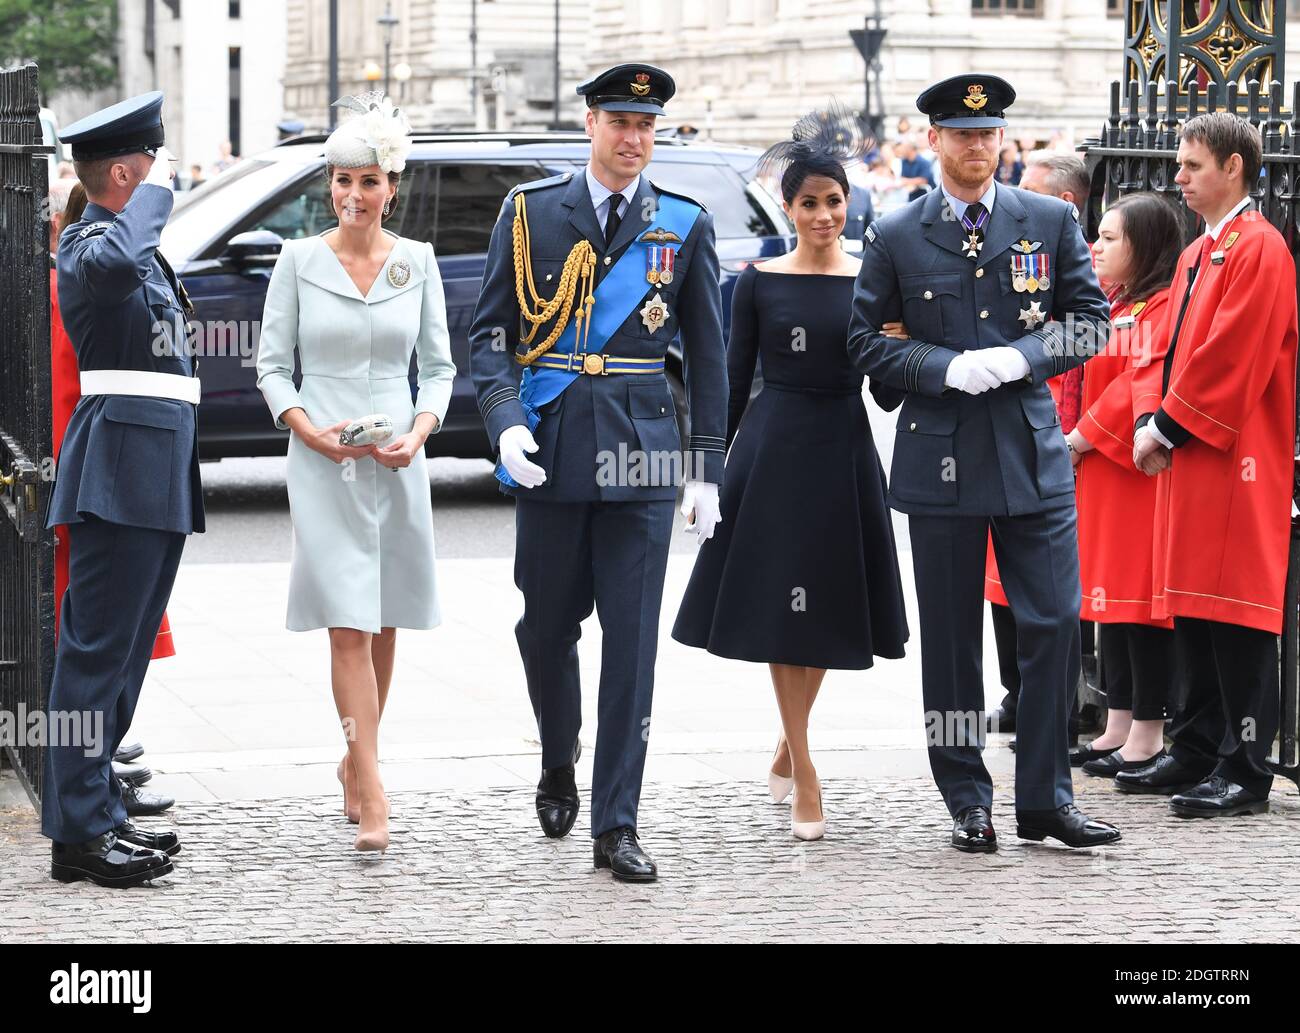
[497, 424, 546, 488]
[978, 346, 1031, 384]
[680, 480, 721, 542]
[144, 146, 176, 188]
[943, 351, 1001, 395]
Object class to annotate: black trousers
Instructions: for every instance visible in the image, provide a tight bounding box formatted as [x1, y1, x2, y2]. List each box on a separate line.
[1167, 616, 1279, 797]
[992, 603, 1094, 705]
[1097, 622, 1176, 720]
[41, 516, 185, 844]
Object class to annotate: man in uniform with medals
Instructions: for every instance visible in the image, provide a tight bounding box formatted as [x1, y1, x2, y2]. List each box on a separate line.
[469, 64, 726, 881]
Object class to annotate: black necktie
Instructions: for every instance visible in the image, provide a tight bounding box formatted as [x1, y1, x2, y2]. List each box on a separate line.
[604, 195, 623, 248]
[960, 201, 988, 260]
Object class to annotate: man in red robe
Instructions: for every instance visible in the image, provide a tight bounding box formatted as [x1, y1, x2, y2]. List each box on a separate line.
[1119, 112, 1298, 816]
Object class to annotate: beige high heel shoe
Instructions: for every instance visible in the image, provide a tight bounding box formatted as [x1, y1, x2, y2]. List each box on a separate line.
[768, 739, 794, 804]
[354, 799, 390, 853]
[337, 757, 360, 824]
[791, 782, 825, 842]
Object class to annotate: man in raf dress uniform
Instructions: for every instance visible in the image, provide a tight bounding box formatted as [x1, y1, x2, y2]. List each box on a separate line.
[848, 75, 1122, 852]
[42, 92, 203, 887]
[1119, 112, 1298, 815]
[469, 65, 726, 881]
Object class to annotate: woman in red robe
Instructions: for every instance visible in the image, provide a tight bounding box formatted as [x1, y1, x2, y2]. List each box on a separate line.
[1064, 192, 1183, 777]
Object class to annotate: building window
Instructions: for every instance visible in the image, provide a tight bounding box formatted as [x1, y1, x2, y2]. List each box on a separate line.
[971, 0, 1042, 14]
[1107, 0, 1123, 16]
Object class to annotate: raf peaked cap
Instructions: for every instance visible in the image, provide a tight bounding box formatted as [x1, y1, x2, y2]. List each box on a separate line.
[60, 91, 165, 161]
[576, 64, 676, 116]
[916, 74, 1015, 129]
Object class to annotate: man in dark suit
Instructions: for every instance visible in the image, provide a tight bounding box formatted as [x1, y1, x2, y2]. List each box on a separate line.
[848, 75, 1121, 852]
[42, 92, 202, 887]
[469, 64, 726, 881]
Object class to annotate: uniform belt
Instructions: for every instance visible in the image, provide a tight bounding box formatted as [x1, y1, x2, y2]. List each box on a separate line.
[80, 370, 201, 404]
[530, 353, 665, 376]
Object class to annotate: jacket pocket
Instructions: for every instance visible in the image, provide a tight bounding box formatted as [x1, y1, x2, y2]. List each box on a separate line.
[900, 272, 961, 345]
[1019, 391, 1074, 498]
[627, 379, 681, 468]
[890, 400, 959, 505]
[103, 396, 186, 430]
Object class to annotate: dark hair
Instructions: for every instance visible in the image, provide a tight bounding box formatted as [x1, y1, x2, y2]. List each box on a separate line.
[780, 155, 850, 205]
[1180, 112, 1262, 188]
[324, 164, 402, 222]
[1105, 192, 1184, 304]
[64, 181, 88, 226]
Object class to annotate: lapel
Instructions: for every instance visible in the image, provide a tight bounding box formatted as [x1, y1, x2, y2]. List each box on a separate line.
[363, 236, 427, 305]
[561, 172, 604, 249]
[296, 233, 424, 304]
[608, 176, 658, 257]
[976, 186, 1028, 270]
[920, 188, 969, 261]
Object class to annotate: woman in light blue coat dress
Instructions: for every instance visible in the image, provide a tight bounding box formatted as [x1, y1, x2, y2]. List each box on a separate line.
[256, 94, 455, 852]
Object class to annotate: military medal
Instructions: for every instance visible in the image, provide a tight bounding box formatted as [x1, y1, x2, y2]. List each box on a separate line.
[387, 259, 411, 288]
[959, 202, 989, 260]
[1018, 300, 1046, 330]
[962, 231, 983, 259]
[646, 246, 660, 285]
[1011, 255, 1026, 292]
[660, 246, 674, 284]
[640, 292, 669, 334]
[1037, 254, 1050, 290]
[646, 244, 676, 286]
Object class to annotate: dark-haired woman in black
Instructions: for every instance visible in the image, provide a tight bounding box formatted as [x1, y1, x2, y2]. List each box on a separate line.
[672, 108, 908, 841]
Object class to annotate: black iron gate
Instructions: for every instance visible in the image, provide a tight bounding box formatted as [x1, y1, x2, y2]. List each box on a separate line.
[1081, 72, 1300, 785]
[0, 62, 55, 806]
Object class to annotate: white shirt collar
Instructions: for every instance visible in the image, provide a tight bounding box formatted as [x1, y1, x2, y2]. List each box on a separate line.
[941, 179, 997, 223]
[585, 164, 640, 225]
[1204, 195, 1252, 242]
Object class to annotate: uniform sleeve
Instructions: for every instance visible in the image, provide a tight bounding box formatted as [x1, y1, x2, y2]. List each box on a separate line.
[846, 222, 960, 397]
[1008, 202, 1110, 384]
[1154, 233, 1296, 451]
[468, 198, 528, 447]
[676, 210, 728, 484]
[724, 266, 759, 447]
[255, 241, 305, 431]
[68, 183, 174, 305]
[414, 242, 457, 431]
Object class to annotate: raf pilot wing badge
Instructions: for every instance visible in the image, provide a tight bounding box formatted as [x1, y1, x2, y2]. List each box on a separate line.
[639, 227, 683, 245]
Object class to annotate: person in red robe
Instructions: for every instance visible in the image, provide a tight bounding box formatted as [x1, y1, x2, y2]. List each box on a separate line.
[50, 182, 176, 661]
[1063, 192, 1183, 778]
[1120, 113, 1298, 816]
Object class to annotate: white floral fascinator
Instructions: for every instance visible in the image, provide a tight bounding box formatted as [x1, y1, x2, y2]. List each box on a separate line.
[324, 91, 412, 174]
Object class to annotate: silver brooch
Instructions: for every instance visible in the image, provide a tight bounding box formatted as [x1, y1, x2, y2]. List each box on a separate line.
[387, 259, 411, 288]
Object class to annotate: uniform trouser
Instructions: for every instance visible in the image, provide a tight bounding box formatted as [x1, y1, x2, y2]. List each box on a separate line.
[910, 507, 1080, 815]
[990, 603, 1021, 698]
[513, 496, 675, 838]
[1167, 617, 1279, 798]
[41, 516, 185, 844]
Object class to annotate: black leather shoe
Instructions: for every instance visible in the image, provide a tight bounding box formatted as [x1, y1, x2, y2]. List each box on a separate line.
[113, 742, 145, 764]
[119, 779, 174, 817]
[989, 695, 1017, 733]
[593, 826, 657, 882]
[1113, 753, 1210, 795]
[951, 805, 997, 853]
[1170, 776, 1270, 818]
[1082, 748, 1165, 777]
[113, 820, 181, 856]
[1016, 803, 1121, 847]
[536, 740, 581, 839]
[50, 833, 173, 888]
[1070, 741, 1119, 768]
[112, 761, 153, 787]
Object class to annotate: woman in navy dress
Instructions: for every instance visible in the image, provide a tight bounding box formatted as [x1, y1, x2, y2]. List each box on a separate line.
[672, 107, 908, 841]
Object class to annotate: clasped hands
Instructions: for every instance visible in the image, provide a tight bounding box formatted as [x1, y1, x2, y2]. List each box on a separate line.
[943, 348, 1030, 395]
[1132, 425, 1171, 476]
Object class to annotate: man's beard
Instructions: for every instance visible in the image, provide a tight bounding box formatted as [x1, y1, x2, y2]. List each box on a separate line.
[940, 150, 996, 189]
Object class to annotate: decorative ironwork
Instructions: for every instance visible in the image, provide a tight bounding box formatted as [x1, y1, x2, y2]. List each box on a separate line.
[1124, 1, 1286, 93]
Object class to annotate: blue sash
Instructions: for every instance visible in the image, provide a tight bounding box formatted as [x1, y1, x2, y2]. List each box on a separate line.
[496, 192, 700, 487]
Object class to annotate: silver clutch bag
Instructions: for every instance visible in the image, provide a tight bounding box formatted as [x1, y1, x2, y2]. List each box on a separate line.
[339, 413, 394, 448]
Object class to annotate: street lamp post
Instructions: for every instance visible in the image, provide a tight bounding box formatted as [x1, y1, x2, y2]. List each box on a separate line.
[378, 2, 400, 97]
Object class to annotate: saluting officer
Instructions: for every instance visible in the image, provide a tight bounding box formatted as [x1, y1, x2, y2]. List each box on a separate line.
[848, 75, 1122, 852]
[469, 64, 726, 882]
[42, 92, 203, 888]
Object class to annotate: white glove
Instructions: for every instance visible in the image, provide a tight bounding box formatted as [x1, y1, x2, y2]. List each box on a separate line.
[144, 146, 176, 188]
[943, 351, 1001, 395]
[497, 424, 546, 488]
[979, 346, 1031, 384]
[680, 480, 721, 542]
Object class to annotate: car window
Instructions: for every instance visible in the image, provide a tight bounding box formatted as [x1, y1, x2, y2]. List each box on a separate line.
[643, 161, 773, 239]
[163, 159, 314, 262]
[419, 163, 549, 256]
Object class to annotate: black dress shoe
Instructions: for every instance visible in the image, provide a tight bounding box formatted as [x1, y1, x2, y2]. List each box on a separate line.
[1170, 776, 1270, 818]
[1016, 803, 1121, 847]
[111, 761, 153, 787]
[1113, 753, 1211, 796]
[951, 805, 997, 853]
[535, 740, 581, 839]
[119, 779, 174, 817]
[50, 833, 173, 888]
[1070, 741, 1119, 768]
[113, 742, 145, 764]
[113, 820, 181, 856]
[593, 826, 657, 882]
[1081, 748, 1165, 777]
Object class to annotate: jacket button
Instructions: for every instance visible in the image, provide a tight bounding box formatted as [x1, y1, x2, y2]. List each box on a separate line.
[980, 309, 989, 319]
[923, 290, 934, 300]
[975, 268, 984, 278]
[660, 406, 666, 414]
[545, 273, 553, 282]
[909, 422, 917, 431]
[604, 256, 612, 266]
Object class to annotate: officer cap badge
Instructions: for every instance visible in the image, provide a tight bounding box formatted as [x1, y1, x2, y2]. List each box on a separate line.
[963, 85, 988, 111]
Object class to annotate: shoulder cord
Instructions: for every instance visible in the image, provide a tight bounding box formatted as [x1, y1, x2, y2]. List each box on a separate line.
[512, 190, 597, 365]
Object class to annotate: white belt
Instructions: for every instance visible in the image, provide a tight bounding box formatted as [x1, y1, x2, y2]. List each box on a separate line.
[80, 370, 201, 405]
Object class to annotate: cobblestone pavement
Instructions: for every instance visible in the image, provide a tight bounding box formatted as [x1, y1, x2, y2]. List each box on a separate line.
[2, 774, 1297, 943]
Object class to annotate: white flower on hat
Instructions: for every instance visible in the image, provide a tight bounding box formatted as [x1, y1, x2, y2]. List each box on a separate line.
[325, 91, 412, 174]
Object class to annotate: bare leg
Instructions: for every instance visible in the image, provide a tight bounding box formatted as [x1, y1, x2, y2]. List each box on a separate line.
[344, 627, 397, 812]
[329, 627, 387, 847]
[772, 668, 826, 778]
[1119, 718, 1165, 762]
[770, 663, 821, 823]
[1089, 708, 1132, 751]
